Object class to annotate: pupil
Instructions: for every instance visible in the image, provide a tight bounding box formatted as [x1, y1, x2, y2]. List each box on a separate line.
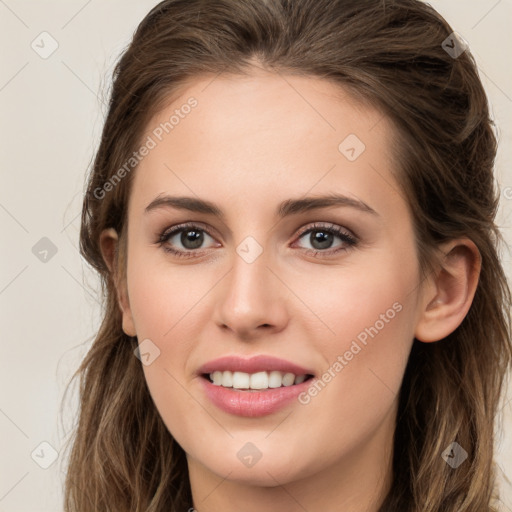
[181, 230, 203, 249]
[312, 231, 332, 250]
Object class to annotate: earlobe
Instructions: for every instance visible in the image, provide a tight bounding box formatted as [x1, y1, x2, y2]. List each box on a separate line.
[414, 239, 481, 343]
[99, 228, 137, 337]
[115, 278, 137, 338]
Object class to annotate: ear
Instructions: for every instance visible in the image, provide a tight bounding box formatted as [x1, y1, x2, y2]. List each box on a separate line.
[414, 238, 481, 343]
[99, 228, 137, 337]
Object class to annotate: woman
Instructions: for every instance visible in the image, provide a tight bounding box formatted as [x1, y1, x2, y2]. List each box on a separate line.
[63, 0, 512, 510]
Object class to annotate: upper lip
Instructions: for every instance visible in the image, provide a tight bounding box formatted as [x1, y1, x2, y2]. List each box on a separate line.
[198, 355, 315, 376]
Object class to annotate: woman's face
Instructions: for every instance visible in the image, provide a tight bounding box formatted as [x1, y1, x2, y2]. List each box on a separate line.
[118, 69, 425, 490]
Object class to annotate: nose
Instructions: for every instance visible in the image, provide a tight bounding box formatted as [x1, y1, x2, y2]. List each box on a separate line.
[213, 244, 289, 341]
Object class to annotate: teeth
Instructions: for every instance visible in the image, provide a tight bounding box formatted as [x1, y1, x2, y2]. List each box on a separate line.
[268, 370, 283, 388]
[209, 370, 308, 389]
[250, 371, 268, 389]
[294, 374, 306, 384]
[282, 372, 295, 386]
[232, 371, 250, 389]
[221, 371, 233, 387]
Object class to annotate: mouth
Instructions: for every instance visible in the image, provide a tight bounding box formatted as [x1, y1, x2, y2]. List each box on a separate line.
[197, 355, 316, 417]
[201, 370, 314, 391]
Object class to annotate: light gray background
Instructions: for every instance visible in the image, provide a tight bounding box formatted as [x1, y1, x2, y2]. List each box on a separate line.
[1, 1, 511, 510]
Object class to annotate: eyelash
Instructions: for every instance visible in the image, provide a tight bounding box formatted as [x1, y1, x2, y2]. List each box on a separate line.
[156, 222, 358, 259]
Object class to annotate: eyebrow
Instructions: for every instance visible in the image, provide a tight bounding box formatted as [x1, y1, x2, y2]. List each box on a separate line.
[145, 193, 379, 218]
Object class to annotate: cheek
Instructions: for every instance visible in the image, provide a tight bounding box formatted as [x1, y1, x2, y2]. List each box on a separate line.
[296, 248, 416, 403]
[293, 245, 417, 356]
[126, 250, 209, 343]
[290, 295, 414, 478]
[128, 271, 204, 449]
[125, 252, 216, 442]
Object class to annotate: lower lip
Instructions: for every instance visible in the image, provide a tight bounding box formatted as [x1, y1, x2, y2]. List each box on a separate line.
[200, 377, 313, 417]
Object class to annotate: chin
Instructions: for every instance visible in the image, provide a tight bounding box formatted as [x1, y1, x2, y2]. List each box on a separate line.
[188, 444, 317, 487]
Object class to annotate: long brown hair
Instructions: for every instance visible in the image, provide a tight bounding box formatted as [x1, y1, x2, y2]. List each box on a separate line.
[62, 0, 512, 510]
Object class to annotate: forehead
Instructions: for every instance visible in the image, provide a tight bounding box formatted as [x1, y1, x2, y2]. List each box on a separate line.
[129, 69, 406, 223]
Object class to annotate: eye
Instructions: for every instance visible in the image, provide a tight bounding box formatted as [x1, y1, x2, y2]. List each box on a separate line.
[293, 222, 357, 256]
[157, 223, 219, 258]
[157, 221, 358, 259]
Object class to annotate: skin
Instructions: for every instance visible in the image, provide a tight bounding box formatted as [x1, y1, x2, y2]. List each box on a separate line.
[100, 66, 480, 512]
